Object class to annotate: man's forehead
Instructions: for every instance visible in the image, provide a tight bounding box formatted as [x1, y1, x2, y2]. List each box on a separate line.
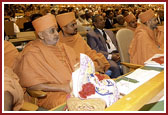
[43, 25, 57, 32]
[67, 19, 77, 26]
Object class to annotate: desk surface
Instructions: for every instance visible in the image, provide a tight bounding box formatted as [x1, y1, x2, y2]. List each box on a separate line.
[9, 37, 36, 43]
[50, 66, 164, 111]
[105, 67, 164, 111]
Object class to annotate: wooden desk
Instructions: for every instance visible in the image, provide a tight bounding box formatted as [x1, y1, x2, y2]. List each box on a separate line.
[9, 37, 36, 43]
[49, 66, 164, 111]
[9, 31, 36, 43]
[105, 69, 164, 111]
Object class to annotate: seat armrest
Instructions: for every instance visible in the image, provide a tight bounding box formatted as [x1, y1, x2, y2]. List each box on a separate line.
[20, 101, 38, 111]
[120, 62, 143, 69]
[27, 89, 47, 98]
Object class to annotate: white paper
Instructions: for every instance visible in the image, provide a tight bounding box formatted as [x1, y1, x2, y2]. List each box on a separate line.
[126, 68, 160, 83]
[116, 80, 140, 95]
[116, 68, 160, 95]
[144, 54, 164, 68]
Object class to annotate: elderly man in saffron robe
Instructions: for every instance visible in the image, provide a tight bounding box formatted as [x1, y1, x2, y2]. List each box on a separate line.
[129, 9, 164, 65]
[13, 14, 79, 110]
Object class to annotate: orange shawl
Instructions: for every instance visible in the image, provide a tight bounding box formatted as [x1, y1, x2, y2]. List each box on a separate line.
[13, 39, 78, 109]
[129, 24, 164, 65]
[126, 26, 136, 32]
[4, 66, 24, 111]
[4, 41, 19, 68]
[59, 31, 110, 73]
[13, 39, 78, 87]
[155, 26, 164, 49]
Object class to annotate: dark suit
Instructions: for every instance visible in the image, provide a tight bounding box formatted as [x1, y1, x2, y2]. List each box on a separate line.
[105, 18, 117, 29]
[87, 28, 121, 78]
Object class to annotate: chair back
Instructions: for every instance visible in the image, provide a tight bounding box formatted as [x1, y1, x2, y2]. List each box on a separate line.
[4, 21, 15, 36]
[116, 28, 134, 74]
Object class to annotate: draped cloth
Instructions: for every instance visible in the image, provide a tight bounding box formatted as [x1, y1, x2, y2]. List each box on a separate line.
[4, 41, 19, 68]
[155, 26, 164, 50]
[126, 26, 136, 32]
[59, 31, 110, 73]
[4, 66, 24, 111]
[129, 24, 164, 65]
[13, 39, 78, 109]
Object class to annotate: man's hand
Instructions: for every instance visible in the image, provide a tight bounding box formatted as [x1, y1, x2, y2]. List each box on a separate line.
[112, 53, 120, 62]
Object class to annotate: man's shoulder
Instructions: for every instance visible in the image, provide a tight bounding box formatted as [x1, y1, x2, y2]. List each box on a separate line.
[22, 40, 41, 54]
[135, 24, 148, 32]
[104, 29, 115, 36]
[87, 29, 99, 37]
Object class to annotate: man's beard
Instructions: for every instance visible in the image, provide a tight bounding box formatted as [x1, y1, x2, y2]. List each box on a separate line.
[152, 24, 158, 29]
[70, 29, 77, 35]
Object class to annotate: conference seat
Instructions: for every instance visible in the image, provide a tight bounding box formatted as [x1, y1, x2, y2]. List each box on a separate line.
[4, 21, 16, 39]
[116, 28, 142, 74]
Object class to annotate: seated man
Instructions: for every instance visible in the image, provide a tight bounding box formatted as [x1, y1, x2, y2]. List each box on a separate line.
[104, 10, 115, 29]
[124, 13, 138, 31]
[4, 66, 24, 111]
[87, 14, 121, 78]
[129, 9, 164, 65]
[56, 12, 110, 74]
[13, 14, 79, 110]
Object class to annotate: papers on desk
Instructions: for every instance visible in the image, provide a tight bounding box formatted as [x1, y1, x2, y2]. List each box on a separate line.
[117, 80, 139, 95]
[116, 68, 160, 95]
[144, 54, 164, 68]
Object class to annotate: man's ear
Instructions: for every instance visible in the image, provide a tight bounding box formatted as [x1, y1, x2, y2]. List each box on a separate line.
[38, 32, 44, 39]
[147, 18, 152, 25]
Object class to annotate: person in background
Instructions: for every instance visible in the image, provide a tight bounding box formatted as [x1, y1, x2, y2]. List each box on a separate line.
[87, 14, 121, 78]
[113, 15, 127, 28]
[13, 14, 79, 110]
[129, 9, 164, 65]
[124, 13, 138, 31]
[104, 10, 115, 29]
[8, 11, 20, 34]
[23, 13, 43, 31]
[56, 12, 110, 74]
[51, 9, 56, 16]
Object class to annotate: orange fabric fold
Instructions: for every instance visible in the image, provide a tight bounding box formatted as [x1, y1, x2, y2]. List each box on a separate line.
[13, 39, 78, 109]
[155, 26, 164, 49]
[126, 26, 136, 31]
[129, 24, 164, 65]
[59, 31, 110, 73]
[4, 66, 24, 111]
[4, 41, 19, 68]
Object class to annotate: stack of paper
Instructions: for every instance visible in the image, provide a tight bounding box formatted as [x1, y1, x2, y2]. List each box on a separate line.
[144, 54, 164, 68]
[117, 68, 160, 95]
